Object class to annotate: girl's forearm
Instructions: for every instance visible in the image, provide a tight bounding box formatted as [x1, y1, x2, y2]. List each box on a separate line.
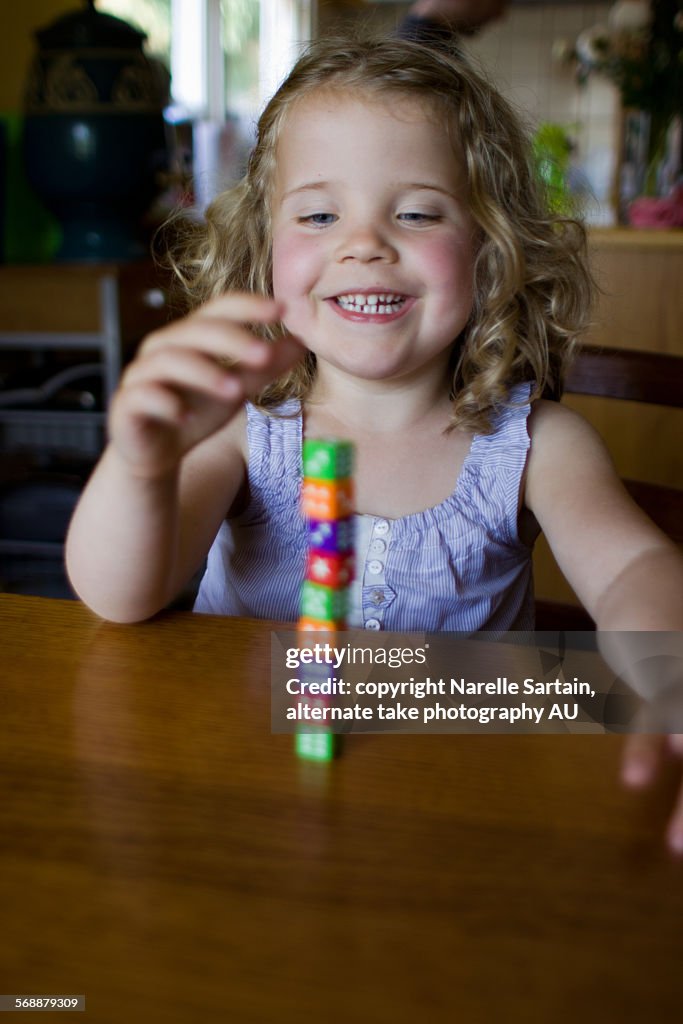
[65, 445, 182, 622]
[593, 543, 683, 633]
[594, 546, 683, 714]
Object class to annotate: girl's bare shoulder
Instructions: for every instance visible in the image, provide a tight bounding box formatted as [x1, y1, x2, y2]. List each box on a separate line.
[524, 396, 633, 515]
[526, 397, 615, 476]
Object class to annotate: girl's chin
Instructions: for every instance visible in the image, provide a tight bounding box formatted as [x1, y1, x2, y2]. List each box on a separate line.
[313, 353, 419, 383]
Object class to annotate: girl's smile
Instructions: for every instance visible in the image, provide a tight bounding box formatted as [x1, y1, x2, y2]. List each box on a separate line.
[327, 291, 416, 323]
[270, 89, 477, 386]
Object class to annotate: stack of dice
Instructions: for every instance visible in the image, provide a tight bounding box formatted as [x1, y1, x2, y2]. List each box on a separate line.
[296, 438, 355, 761]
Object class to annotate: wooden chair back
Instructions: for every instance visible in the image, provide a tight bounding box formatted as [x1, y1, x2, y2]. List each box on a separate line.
[535, 344, 683, 630]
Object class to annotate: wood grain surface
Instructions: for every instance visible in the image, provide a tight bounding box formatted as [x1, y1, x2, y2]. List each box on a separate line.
[1, 594, 681, 1023]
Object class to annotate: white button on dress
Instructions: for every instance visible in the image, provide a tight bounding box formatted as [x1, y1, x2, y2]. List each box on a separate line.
[351, 515, 395, 632]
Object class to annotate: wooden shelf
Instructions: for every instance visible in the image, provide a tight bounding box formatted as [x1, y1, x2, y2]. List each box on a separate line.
[589, 227, 683, 251]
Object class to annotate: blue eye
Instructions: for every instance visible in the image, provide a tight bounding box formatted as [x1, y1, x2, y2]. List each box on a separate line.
[398, 212, 440, 222]
[300, 213, 337, 226]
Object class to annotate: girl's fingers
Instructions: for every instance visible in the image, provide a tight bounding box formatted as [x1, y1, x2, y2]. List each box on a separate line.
[109, 379, 245, 477]
[198, 292, 283, 323]
[127, 332, 306, 405]
[621, 733, 663, 787]
[107, 299, 305, 475]
[122, 347, 243, 401]
[621, 733, 683, 854]
[667, 780, 683, 855]
[139, 293, 283, 360]
[237, 332, 307, 395]
[112, 380, 187, 427]
[668, 733, 683, 756]
[139, 319, 273, 367]
[109, 382, 188, 474]
[666, 737, 683, 853]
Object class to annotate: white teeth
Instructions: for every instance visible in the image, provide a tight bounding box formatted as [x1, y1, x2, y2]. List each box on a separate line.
[335, 292, 406, 314]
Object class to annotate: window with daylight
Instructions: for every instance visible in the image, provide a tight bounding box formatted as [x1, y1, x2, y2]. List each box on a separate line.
[99, 0, 314, 120]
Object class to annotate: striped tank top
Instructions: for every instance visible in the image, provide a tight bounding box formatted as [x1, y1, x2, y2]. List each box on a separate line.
[193, 382, 537, 631]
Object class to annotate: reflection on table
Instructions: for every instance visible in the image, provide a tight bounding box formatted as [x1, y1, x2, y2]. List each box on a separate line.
[1, 594, 681, 1023]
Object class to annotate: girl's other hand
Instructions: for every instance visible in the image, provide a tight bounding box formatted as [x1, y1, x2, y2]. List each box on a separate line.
[109, 293, 304, 479]
[621, 733, 683, 855]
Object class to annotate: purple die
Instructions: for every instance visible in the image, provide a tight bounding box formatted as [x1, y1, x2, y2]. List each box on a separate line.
[307, 517, 354, 554]
[301, 660, 334, 686]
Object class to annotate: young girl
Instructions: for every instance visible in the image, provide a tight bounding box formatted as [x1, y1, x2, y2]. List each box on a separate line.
[65, 37, 683, 840]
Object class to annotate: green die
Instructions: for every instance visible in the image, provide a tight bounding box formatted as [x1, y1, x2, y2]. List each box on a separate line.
[303, 439, 354, 480]
[300, 581, 348, 621]
[295, 730, 338, 761]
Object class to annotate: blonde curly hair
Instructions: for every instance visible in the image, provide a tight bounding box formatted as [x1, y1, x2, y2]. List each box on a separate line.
[165, 32, 595, 433]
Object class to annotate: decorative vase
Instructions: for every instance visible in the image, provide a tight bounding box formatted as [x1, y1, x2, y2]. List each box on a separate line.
[22, 0, 169, 262]
[617, 108, 682, 224]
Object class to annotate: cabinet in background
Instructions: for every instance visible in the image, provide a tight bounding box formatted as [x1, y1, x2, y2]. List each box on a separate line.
[0, 262, 170, 596]
[0, 262, 169, 461]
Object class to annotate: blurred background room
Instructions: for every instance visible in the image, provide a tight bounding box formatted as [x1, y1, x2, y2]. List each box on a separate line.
[0, 0, 681, 610]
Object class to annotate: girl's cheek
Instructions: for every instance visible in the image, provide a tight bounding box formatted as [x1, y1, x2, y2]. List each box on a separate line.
[271, 232, 317, 300]
[270, 236, 290, 300]
[423, 236, 475, 287]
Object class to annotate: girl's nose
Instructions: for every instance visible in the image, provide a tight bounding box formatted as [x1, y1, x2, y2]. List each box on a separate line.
[335, 223, 398, 263]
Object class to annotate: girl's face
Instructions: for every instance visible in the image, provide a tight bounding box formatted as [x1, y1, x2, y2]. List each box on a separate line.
[270, 89, 477, 388]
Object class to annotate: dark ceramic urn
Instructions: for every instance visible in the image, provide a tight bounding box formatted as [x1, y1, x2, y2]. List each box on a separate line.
[23, 0, 168, 261]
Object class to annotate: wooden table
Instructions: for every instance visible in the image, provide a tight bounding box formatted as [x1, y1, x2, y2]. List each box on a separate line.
[1, 594, 681, 1023]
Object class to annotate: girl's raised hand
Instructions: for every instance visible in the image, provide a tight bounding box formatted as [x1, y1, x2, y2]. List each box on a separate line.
[622, 733, 683, 855]
[108, 294, 303, 479]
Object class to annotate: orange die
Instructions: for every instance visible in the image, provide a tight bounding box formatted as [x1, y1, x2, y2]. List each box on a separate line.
[302, 478, 354, 520]
[297, 617, 344, 633]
